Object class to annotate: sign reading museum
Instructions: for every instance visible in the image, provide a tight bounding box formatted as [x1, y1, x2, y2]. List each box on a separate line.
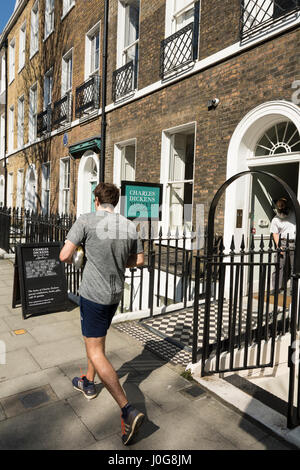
[13, 242, 69, 319]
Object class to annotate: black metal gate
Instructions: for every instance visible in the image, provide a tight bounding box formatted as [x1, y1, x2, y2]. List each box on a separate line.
[192, 170, 300, 429]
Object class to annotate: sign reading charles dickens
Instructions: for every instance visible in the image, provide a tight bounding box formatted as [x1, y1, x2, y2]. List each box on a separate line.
[121, 181, 163, 221]
[13, 242, 69, 319]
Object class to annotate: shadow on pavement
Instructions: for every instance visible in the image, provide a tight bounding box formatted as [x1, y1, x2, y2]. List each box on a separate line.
[94, 338, 181, 445]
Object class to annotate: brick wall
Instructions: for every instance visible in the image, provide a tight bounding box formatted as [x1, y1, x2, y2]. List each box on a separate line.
[2, 0, 300, 232]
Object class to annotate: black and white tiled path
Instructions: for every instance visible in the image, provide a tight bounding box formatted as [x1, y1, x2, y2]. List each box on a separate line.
[114, 301, 263, 367]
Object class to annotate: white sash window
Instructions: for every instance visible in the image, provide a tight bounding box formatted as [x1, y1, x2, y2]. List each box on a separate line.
[45, 0, 55, 38]
[17, 96, 24, 148]
[30, 1, 39, 57]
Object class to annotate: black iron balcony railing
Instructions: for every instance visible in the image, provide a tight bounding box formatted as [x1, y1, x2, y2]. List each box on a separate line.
[160, 1, 200, 79]
[240, 0, 300, 41]
[52, 92, 72, 127]
[75, 75, 100, 118]
[37, 106, 51, 136]
[112, 60, 138, 102]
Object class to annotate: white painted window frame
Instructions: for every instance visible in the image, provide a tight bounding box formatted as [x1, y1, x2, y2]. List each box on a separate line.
[160, 121, 196, 238]
[59, 157, 71, 214]
[113, 138, 137, 188]
[29, 83, 38, 143]
[9, 39, 15, 84]
[7, 172, 14, 208]
[85, 22, 101, 80]
[113, 138, 137, 214]
[8, 105, 14, 153]
[17, 95, 25, 149]
[19, 21, 26, 72]
[116, 0, 140, 69]
[16, 168, 24, 209]
[61, 0, 75, 20]
[62, 48, 73, 97]
[42, 161, 51, 215]
[0, 55, 6, 94]
[165, 0, 195, 37]
[30, 1, 39, 59]
[44, 67, 53, 109]
[45, 0, 55, 40]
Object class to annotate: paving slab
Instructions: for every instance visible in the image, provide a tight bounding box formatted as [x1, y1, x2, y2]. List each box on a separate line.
[0, 348, 41, 381]
[28, 320, 81, 344]
[0, 366, 77, 401]
[0, 384, 59, 419]
[189, 395, 269, 450]
[67, 374, 163, 442]
[0, 401, 95, 450]
[3, 311, 68, 330]
[28, 336, 86, 369]
[59, 350, 140, 384]
[129, 400, 239, 450]
[0, 330, 38, 352]
[0, 318, 11, 333]
[83, 434, 127, 450]
[0, 306, 21, 318]
[104, 326, 140, 353]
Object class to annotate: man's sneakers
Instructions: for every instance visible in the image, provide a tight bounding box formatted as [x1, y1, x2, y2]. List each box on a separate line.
[121, 406, 145, 445]
[72, 376, 97, 400]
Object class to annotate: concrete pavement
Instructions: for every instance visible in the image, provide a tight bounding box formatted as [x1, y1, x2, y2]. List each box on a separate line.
[0, 259, 293, 450]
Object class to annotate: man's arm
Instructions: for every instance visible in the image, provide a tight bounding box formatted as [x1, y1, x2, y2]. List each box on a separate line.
[126, 252, 144, 268]
[59, 240, 78, 264]
[272, 232, 279, 247]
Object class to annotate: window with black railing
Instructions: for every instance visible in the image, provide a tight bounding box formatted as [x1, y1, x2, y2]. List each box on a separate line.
[37, 105, 52, 136]
[160, 1, 200, 79]
[75, 75, 100, 118]
[113, 0, 140, 102]
[112, 60, 138, 102]
[52, 92, 72, 127]
[240, 0, 300, 41]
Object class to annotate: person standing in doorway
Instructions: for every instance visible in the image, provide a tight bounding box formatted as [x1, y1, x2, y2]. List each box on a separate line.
[270, 197, 296, 293]
[59, 182, 145, 445]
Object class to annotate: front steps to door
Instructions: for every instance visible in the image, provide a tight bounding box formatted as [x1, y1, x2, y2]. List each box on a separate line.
[187, 332, 300, 447]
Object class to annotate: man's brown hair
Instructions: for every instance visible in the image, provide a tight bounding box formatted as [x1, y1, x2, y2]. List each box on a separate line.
[94, 183, 120, 207]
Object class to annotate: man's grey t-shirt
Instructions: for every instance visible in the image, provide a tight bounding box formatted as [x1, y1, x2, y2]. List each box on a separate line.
[66, 211, 143, 305]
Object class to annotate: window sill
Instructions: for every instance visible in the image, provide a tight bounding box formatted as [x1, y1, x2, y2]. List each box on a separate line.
[61, 3, 76, 22]
[30, 49, 39, 61]
[44, 30, 54, 42]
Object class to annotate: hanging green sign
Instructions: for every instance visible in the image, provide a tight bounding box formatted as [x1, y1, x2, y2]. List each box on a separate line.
[121, 181, 163, 221]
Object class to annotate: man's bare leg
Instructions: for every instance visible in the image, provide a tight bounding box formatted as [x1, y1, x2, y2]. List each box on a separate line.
[86, 358, 96, 383]
[84, 336, 128, 409]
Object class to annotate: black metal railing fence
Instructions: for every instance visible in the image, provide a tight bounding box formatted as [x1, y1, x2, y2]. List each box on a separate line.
[240, 0, 300, 41]
[0, 207, 207, 314]
[193, 233, 296, 370]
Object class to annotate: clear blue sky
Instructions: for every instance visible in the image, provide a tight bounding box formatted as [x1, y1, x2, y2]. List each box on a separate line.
[0, 1, 16, 33]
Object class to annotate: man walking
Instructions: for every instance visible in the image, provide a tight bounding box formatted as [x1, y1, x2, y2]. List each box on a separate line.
[59, 182, 145, 445]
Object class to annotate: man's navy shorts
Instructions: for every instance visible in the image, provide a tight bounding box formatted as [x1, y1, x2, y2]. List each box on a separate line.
[79, 296, 118, 338]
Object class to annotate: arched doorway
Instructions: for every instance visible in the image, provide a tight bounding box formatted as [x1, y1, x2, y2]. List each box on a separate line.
[24, 165, 37, 211]
[224, 101, 300, 250]
[77, 151, 99, 216]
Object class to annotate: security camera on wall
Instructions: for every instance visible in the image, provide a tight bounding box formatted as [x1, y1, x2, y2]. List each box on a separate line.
[208, 98, 220, 110]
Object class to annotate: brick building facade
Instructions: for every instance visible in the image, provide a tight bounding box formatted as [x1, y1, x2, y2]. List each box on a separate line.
[0, 0, 300, 246]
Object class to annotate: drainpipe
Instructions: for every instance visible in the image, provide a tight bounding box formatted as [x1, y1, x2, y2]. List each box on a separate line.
[3, 39, 8, 208]
[100, 0, 109, 183]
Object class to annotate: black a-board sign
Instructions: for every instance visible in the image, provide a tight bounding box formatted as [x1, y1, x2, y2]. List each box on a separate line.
[12, 242, 69, 319]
